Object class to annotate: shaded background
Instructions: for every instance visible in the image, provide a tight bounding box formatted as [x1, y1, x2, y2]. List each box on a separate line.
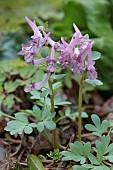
[0, 0, 113, 98]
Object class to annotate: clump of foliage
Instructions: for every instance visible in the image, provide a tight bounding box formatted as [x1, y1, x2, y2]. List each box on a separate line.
[61, 114, 113, 169]
[1, 0, 113, 90]
[0, 59, 44, 111]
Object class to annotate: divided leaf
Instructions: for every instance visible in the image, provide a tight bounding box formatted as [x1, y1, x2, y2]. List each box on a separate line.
[4, 113, 35, 135]
[61, 141, 91, 165]
[85, 114, 109, 136]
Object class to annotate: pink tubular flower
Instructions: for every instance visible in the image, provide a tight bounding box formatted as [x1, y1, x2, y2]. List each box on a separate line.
[44, 34, 61, 51]
[25, 16, 42, 39]
[71, 42, 94, 76]
[57, 24, 98, 80]
[57, 26, 84, 69]
[86, 49, 97, 80]
[19, 17, 98, 81]
[18, 17, 50, 64]
[24, 73, 50, 92]
[46, 46, 56, 72]
[32, 57, 48, 65]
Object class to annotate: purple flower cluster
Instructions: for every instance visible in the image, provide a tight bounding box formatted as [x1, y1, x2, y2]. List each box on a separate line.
[19, 17, 98, 92]
[57, 25, 97, 80]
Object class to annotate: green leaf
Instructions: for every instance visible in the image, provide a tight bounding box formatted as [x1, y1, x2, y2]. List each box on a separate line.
[70, 142, 84, 155]
[42, 108, 51, 120]
[45, 112, 56, 120]
[37, 122, 44, 132]
[96, 150, 103, 164]
[85, 124, 97, 132]
[77, 164, 95, 169]
[19, 66, 36, 79]
[64, 75, 72, 88]
[4, 113, 34, 135]
[4, 81, 20, 93]
[92, 51, 101, 60]
[73, 166, 87, 170]
[65, 107, 71, 115]
[66, 109, 88, 120]
[30, 91, 41, 100]
[27, 154, 45, 170]
[73, 112, 88, 118]
[85, 114, 109, 137]
[105, 143, 113, 154]
[52, 74, 66, 80]
[85, 79, 103, 86]
[44, 120, 56, 130]
[91, 136, 113, 165]
[83, 142, 91, 157]
[40, 89, 51, 98]
[91, 114, 101, 129]
[24, 125, 33, 134]
[52, 82, 62, 90]
[55, 101, 71, 106]
[15, 112, 29, 124]
[73, 164, 109, 170]
[33, 105, 41, 120]
[61, 151, 85, 163]
[3, 95, 15, 109]
[88, 153, 99, 165]
[61, 141, 91, 165]
[101, 120, 109, 134]
[29, 123, 37, 128]
[105, 155, 113, 163]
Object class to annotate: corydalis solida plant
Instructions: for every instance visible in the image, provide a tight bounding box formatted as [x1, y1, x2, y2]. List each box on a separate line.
[18, 16, 99, 144]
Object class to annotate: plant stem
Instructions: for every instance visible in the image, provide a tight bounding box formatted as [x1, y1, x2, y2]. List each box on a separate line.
[44, 130, 53, 146]
[108, 128, 112, 136]
[78, 74, 84, 141]
[48, 77, 57, 149]
[2, 112, 16, 120]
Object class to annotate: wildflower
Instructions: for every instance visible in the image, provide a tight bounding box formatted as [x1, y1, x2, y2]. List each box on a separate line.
[44, 34, 61, 51]
[46, 46, 56, 72]
[19, 18, 98, 81]
[86, 49, 97, 80]
[24, 73, 50, 92]
[18, 44, 34, 64]
[18, 17, 50, 64]
[32, 57, 48, 66]
[57, 24, 97, 80]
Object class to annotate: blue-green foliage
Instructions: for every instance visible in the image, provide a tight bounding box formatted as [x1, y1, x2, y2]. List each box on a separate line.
[61, 114, 113, 170]
[85, 114, 109, 137]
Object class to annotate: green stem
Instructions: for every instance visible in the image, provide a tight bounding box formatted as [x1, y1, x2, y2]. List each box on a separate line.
[78, 74, 84, 141]
[108, 128, 112, 136]
[55, 116, 66, 123]
[44, 130, 53, 146]
[2, 112, 16, 120]
[48, 77, 57, 149]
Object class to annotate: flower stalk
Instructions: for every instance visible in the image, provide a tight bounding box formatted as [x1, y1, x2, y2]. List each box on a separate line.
[78, 73, 84, 141]
[48, 77, 57, 149]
